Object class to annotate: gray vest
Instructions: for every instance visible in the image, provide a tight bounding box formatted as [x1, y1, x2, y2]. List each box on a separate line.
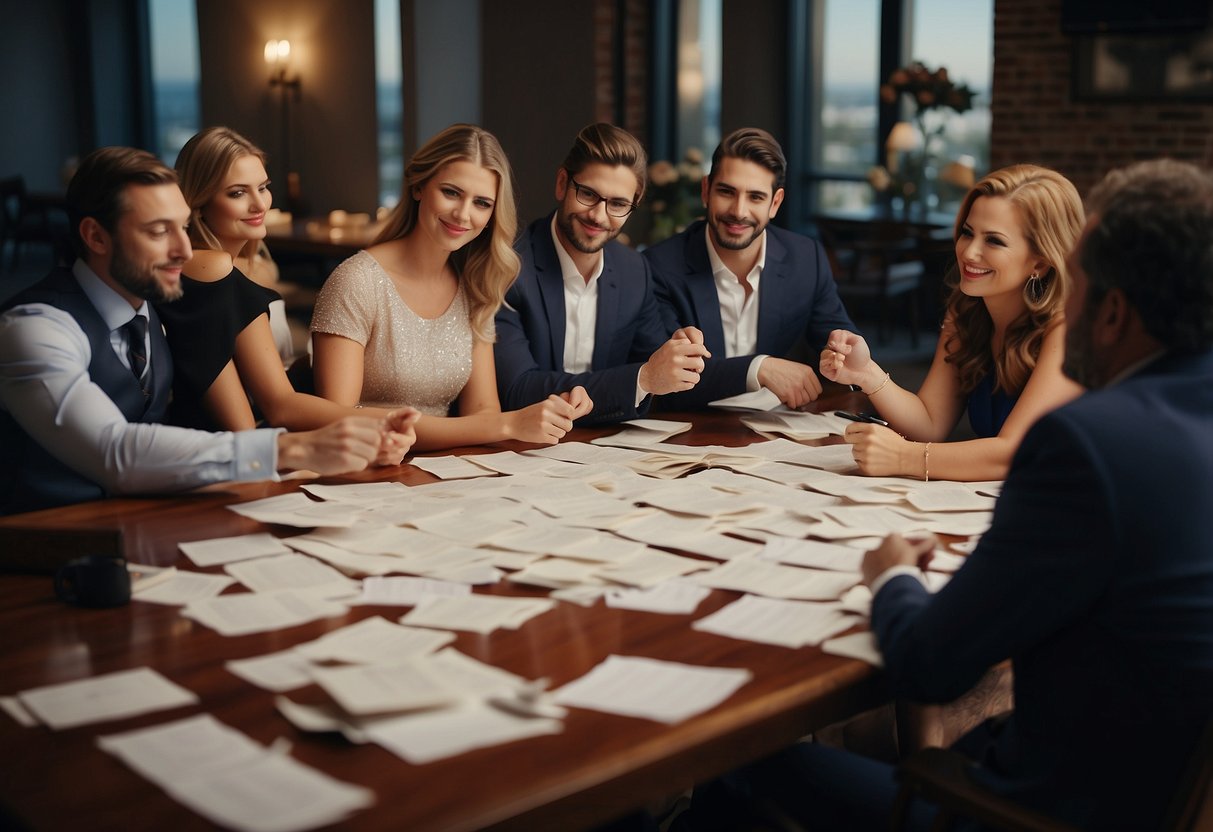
[0, 268, 172, 514]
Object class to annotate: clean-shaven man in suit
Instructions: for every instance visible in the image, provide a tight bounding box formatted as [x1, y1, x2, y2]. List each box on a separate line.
[732, 158, 1213, 830]
[0, 147, 415, 515]
[644, 128, 855, 408]
[495, 123, 735, 425]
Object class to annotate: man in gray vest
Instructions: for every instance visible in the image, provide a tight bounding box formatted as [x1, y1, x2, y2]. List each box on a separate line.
[0, 147, 412, 515]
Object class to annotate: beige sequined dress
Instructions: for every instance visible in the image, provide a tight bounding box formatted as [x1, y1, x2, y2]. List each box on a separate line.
[311, 250, 480, 415]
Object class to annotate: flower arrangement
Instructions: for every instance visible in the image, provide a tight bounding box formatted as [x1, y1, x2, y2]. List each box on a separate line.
[870, 62, 977, 212]
[647, 147, 705, 244]
[880, 61, 975, 116]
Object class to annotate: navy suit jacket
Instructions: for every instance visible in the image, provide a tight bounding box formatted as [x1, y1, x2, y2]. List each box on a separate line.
[494, 215, 747, 424]
[644, 220, 856, 360]
[872, 349, 1213, 830]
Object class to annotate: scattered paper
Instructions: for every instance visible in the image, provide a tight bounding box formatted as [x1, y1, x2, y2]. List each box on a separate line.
[293, 616, 455, 664]
[178, 532, 293, 567]
[98, 713, 374, 832]
[182, 589, 348, 637]
[822, 630, 883, 667]
[604, 581, 711, 615]
[18, 667, 198, 730]
[709, 388, 782, 411]
[132, 570, 237, 605]
[553, 655, 752, 724]
[363, 701, 563, 765]
[692, 594, 855, 648]
[225, 650, 317, 692]
[399, 594, 556, 634]
[224, 553, 357, 595]
[353, 576, 472, 606]
[409, 455, 500, 480]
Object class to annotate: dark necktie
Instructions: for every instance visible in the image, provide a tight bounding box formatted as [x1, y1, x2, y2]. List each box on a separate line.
[122, 314, 148, 384]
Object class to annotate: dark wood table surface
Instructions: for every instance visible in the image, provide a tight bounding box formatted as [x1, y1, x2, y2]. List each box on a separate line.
[0, 396, 888, 831]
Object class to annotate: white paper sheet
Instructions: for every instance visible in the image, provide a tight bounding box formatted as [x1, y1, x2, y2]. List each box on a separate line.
[363, 701, 563, 765]
[131, 570, 237, 605]
[408, 455, 500, 479]
[594, 549, 712, 587]
[690, 558, 858, 601]
[178, 532, 293, 567]
[821, 630, 884, 667]
[756, 538, 865, 572]
[604, 580, 711, 614]
[309, 660, 462, 716]
[293, 616, 456, 664]
[224, 552, 358, 594]
[98, 713, 374, 832]
[226, 492, 363, 528]
[399, 595, 556, 634]
[553, 655, 752, 724]
[18, 667, 199, 730]
[353, 576, 472, 606]
[181, 589, 348, 637]
[692, 594, 855, 648]
[709, 388, 782, 411]
[225, 649, 317, 692]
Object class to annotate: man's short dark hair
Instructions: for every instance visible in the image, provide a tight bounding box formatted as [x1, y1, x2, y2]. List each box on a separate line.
[1082, 158, 1213, 353]
[709, 128, 787, 191]
[66, 147, 178, 258]
[560, 123, 648, 202]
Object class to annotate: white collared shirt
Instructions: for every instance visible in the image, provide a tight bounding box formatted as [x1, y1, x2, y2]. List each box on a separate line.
[706, 226, 769, 391]
[551, 216, 603, 374]
[0, 260, 280, 496]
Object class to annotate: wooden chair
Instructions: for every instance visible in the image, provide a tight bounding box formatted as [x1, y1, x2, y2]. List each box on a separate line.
[890, 715, 1213, 832]
[819, 220, 924, 347]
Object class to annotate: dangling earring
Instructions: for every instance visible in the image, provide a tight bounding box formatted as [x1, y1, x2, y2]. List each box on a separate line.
[1025, 272, 1045, 304]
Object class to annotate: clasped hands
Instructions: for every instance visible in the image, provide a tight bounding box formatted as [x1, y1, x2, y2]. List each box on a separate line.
[861, 533, 937, 587]
[639, 326, 711, 395]
[508, 385, 594, 445]
[276, 406, 420, 474]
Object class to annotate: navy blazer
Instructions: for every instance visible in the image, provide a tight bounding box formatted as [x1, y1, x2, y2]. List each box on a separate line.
[494, 215, 747, 424]
[644, 220, 856, 359]
[871, 349, 1213, 830]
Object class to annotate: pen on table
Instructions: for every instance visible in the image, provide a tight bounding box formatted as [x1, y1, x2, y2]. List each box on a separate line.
[834, 410, 890, 427]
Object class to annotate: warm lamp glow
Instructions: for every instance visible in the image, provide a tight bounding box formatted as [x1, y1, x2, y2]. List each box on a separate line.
[264, 39, 291, 65]
[886, 121, 921, 152]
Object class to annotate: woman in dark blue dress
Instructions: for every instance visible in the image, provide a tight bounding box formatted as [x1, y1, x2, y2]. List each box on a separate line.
[820, 165, 1085, 481]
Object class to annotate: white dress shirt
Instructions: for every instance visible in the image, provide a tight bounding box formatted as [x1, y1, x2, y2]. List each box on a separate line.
[550, 218, 648, 405]
[0, 261, 280, 496]
[552, 216, 603, 375]
[705, 226, 768, 391]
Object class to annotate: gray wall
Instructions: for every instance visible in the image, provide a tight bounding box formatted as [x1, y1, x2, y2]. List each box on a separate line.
[412, 0, 481, 149]
[196, 0, 379, 214]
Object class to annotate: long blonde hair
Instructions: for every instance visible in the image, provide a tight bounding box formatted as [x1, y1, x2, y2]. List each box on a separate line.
[375, 124, 520, 342]
[944, 164, 1084, 394]
[175, 127, 268, 269]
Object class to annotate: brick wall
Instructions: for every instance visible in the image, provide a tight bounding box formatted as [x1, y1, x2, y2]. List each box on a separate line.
[991, 0, 1213, 195]
[592, 0, 649, 139]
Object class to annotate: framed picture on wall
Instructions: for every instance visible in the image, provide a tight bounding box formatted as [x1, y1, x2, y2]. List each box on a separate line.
[1073, 31, 1213, 100]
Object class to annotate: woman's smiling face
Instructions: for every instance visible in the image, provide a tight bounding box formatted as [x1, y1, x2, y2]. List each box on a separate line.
[955, 195, 1045, 302]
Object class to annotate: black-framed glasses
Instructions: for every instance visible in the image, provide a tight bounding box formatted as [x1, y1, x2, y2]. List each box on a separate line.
[567, 175, 636, 218]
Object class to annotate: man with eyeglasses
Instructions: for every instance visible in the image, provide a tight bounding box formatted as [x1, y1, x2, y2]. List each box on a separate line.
[645, 127, 856, 407]
[496, 122, 736, 424]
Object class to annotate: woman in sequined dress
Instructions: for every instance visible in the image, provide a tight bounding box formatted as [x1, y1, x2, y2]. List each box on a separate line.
[311, 124, 592, 451]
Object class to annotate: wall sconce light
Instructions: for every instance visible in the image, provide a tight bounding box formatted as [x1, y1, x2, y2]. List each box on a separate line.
[264, 39, 300, 93]
[264, 39, 303, 212]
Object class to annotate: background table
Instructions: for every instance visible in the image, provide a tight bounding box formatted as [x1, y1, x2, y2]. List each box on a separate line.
[0, 402, 888, 831]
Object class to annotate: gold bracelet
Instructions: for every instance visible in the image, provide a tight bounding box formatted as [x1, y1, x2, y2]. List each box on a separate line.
[923, 442, 931, 482]
[865, 372, 891, 396]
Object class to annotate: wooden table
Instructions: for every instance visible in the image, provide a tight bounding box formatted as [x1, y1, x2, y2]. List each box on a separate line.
[0, 401, 888, 831]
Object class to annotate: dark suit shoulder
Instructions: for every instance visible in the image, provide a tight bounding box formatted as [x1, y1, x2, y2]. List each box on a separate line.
[643, 220, 709, 274]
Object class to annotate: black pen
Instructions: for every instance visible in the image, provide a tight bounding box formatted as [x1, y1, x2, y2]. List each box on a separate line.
[834, 410, 890, 427]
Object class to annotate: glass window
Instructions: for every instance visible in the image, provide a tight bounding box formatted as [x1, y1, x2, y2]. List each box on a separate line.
[375, 0, 403, 210]
[148, 0, 200, 166]
[676, 0, 722, 162]
[814, 0, 881, 212]
[910, 0, 993, 208]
